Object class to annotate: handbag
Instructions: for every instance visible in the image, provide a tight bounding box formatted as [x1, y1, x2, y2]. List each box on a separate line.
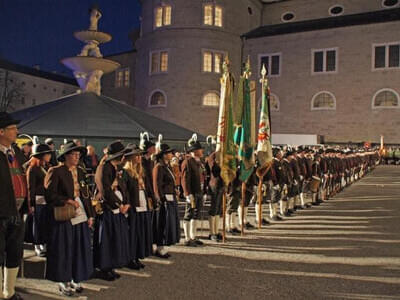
[54, 204, 76, 221]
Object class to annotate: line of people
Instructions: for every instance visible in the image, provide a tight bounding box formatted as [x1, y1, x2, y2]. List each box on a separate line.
[0, 111, 380, 299]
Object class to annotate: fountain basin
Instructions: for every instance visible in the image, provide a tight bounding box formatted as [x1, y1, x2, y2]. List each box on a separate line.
[74, 30, 112, 44]
[61, 56, 120, 74]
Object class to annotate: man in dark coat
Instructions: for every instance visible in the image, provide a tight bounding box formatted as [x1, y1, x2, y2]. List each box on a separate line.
[0, 112, 27, 300]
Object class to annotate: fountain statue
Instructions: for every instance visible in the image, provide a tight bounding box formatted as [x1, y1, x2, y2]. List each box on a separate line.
[61, 5, 120, 95]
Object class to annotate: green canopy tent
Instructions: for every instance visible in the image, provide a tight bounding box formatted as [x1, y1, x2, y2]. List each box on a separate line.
[11, 92, 205, 154]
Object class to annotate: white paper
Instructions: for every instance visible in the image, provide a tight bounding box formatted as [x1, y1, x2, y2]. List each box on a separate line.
[136, 190, 147, 212]
[70, 197, 88, 226]
[35, 195, 46, 205]
[165, 194, 174, 202]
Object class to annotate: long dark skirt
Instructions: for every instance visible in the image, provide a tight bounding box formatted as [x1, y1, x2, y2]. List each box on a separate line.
[153, 204, 167, 247]
[127, 209, 138, 261]
[93, 209, 130, 270]
[33, 204, 50, 244]
[136, 211, 153, 258]
[165, 200, 180, 246]
[46, 218, 93, 283]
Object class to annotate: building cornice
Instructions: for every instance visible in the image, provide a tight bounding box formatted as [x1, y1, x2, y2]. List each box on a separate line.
[243, 8, 400, 39]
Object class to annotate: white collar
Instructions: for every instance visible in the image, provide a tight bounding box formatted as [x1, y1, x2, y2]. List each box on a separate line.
[0, 144, 13, 155]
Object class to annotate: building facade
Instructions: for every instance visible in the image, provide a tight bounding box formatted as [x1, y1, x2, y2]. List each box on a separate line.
[0, 59, 78, 112]
[104, 0, 400, 144]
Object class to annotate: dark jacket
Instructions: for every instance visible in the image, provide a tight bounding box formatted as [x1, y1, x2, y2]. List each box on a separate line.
[153, 160, 176, 202]
[142, 156, 155, 201]
[0, 144, 27, 218]
[205, 152, 223, 191]
[181, 155, 203, 196]
[27, 165, 46, 208]
[123, 170, 142, 208]
[101, 162, 128, 210]
[44, 164, 95, 218]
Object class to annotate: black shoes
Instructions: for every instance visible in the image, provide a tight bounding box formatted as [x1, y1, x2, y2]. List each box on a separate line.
[228, 228, 241, 235]
[245, 222, 255, 229]
[127, 260, 141, 270]
[110, 269, 121, 279]
[155, 251, 170, 259]
[184, 239, 198, 247]
[287, 209, 295, 214]
[137, 260, 145, 269]
[194, 238, 204, 246]
[8, 293, 24, 300]
[272, 215, 283, 221]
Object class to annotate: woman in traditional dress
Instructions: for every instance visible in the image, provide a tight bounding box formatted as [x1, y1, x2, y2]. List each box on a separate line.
[44, 141, 95, 296]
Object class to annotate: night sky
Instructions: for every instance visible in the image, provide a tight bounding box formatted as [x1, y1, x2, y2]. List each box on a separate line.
[0, 0, 141, 76]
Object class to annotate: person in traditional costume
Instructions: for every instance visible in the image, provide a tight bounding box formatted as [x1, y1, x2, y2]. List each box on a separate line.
[44, 141, 95, 296]
[153, 143, 180, 257]
[93, 141, 130, 281]
[122, 144, 153, 269]
[26, 141, 54, 257]
[0, 112, 27, 300]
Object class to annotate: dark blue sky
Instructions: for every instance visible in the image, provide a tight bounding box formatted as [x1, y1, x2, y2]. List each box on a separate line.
[0, 0, 141, 76]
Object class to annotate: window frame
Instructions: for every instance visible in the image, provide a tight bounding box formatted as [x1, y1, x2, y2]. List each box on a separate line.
[153, 4, 172, 29]
[372, 88, 400, 109]
[382, 0, 399, 8]
[257, 52, 282, 77]
[311, 91, 337, 111]
[202, 91, 220, 107]
[328, 4, 344, 16]
[148, 89, 168, 108]
[149, 49, 169, 75]
[311, 47, 339, 75]
[202, 3, 224, 28]
[281, 11, 296, 23]
[201, 49, 227, 74]
[372, 42, 400, 71]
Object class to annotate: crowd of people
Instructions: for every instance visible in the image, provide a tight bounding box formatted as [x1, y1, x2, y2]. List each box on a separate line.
[0, 111, 382, 299]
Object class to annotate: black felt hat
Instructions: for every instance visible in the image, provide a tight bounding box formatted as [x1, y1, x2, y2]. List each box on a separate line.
[57, 141, 87, 162]
[0, 112, 20, 129]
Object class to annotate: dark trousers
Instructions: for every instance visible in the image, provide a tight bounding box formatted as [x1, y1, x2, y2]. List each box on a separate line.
[183, 194, 203, 221]
[0, 216, 24, 268]
[208, 187, 223, 216]
[226, 191, 240, 214]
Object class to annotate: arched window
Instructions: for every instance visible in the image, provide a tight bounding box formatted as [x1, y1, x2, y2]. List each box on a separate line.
[372, 89, 399, 109]
[202, 92, 220, 107]
[311, 91, 336, 110]
[258, 93, 280, 112]
[149, 90, 167, 107]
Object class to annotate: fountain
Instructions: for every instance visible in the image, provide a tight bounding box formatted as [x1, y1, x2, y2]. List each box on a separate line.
[61, 5, 120, 95]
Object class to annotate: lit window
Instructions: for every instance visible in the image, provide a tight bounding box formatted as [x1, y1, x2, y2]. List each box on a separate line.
[258, 53, 281, 76]
[204, 4, 223, 27]
[312, 48, 338, 74]
[203, 92, 220, 107]
[372, 89, 399, 108]
[373, 43, 400, 70]
[149, 90, 167, 107]
[115, 70, 123, 87]
[154, 5, 172, 28]
[115, 68, 130, 87]
[311, 91, 336, 110]
[203, 50, 225, 73]
[124, 69, 130, 87]
[150, 51, 168, 74]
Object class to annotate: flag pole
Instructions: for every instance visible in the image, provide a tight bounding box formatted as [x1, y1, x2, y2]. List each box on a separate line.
[241, 181, 246, 235]
[222, 191, 227, 243]
[257, 175, 263, 229]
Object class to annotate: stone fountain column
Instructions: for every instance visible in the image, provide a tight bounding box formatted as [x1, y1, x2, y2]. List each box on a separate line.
[61, 6, 120, 95]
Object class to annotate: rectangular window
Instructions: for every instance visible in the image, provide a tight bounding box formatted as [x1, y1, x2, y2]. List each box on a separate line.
[203, 51, 213, 72]
[124, 69, 130, 87]
[150, 50, 168, 74]
[164, 6, 171, 26]
[258, 53, 281, 76]
[214, 53, 222, 73]
[160, 51, 168, 72]
[155, 7, 163, 28]
[312, 48, 337, 74]
[204, 4, 223, 27]
[154, 5, 172, 28]
[373, 43, 400, 69]
[115, 70, 123, 88]
[215, 6, 222, 27]
[202, 50, 225, 73]
[389, 45, 400, 68]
